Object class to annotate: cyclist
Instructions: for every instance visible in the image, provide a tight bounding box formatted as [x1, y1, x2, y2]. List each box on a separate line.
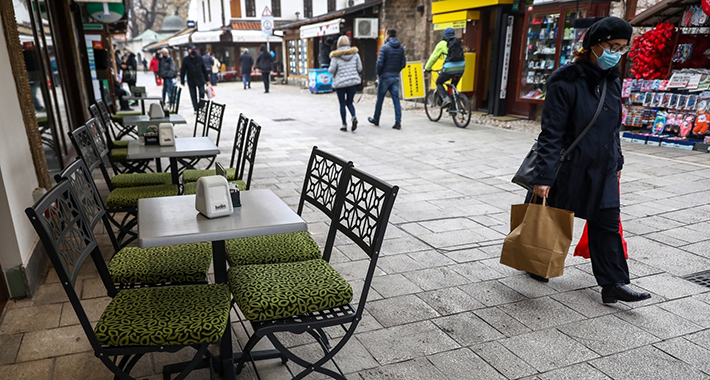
[425, 27, 466, 107]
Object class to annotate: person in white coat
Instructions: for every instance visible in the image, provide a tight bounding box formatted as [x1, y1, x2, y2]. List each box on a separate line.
[329, 35, 362, 131]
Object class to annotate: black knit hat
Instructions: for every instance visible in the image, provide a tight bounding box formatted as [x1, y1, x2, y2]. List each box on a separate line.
[582, 16, 633, 50]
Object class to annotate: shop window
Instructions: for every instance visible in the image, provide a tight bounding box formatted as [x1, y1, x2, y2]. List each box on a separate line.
[288, 39, 298, 75]
[272, 0, 281, 17]
[328, 0, 336, 12]
[202, 1, 207, 23]
[298, 38, 308, 75]
[304, 0, 313, 18]
[246, 0, 256, 17]
[207, 0, 212, 22]
[519, 12, 560, 101]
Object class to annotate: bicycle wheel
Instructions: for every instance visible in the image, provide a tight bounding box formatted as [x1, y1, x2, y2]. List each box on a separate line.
[425, 90, 442, 122]
[452, 93, 472, 128]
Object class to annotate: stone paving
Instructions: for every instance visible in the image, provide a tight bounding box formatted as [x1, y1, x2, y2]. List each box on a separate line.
[3, 72, 710, 379]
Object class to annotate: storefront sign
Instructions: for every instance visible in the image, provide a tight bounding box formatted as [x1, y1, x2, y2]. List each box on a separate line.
[434, 20, 466, 31]
[400, 61, 425, 100]
[261, 6, 274, 36]
[300, 19, 342, 39]
[84, 33, 102, 102]
[187, 20, 196, 28]
[499, 15, 514, 99]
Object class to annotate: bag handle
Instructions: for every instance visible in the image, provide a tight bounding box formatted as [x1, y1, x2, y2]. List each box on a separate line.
[559, 79, 608, 163]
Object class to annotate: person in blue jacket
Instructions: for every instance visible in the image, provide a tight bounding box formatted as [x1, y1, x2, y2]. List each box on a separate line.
[368, 29, 406, 130]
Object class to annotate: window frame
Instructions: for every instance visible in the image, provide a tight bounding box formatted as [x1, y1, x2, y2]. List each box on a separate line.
[272, 0, 281, 17]
[245, 0, 256, 17]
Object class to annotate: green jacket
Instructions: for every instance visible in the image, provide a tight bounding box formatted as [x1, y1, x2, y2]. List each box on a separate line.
[425, 39, 466, 72]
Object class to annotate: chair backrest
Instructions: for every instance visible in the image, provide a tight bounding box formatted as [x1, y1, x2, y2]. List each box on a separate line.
[68, 123, 115, 191]
[229, 113, 249, 170]
[95, 100, 119, 141]
[297, 146, 353, 219]
[89, 104, 119, 153]
[193, 99, 210, 137]
[205, 102, 226, 146]
[238, 119, 261, 190]
[169, 87, 182, 113]
[55, 158, 120, 252]
[25, 180, 115, 352]
[326, 166, 398, 313]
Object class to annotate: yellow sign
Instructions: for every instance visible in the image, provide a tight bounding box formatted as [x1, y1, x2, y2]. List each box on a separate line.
[432, 0, 514, 14]
[429, 53, 476, 93]
[400, 62, 425, 100]
[434, 20, 467, 30]
[432, 10, 480, 24]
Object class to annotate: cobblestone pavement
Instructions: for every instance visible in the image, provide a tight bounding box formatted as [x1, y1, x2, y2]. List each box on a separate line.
[3, 73, 710, 379]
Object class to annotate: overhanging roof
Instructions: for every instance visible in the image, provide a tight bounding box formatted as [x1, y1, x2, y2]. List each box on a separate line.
[191, 30, 225, 43]
[276, 0, 382, 31]
[630, 0, 700, 26]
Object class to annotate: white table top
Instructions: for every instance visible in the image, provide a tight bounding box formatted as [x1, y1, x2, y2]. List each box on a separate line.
[124, 95, 163, 101]
[123, 114, 187, 125]
[138, 189, 308, 248]
[126, 137, 219, 160]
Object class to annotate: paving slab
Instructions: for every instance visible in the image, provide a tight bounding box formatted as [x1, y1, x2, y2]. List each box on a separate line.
[590, 345, 707, 380]
[499, 329, 600, 373]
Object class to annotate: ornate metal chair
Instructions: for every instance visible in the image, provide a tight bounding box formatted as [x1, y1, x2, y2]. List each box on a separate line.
[192, 99, 210, 137]
[167, 86, 182, 113]
[229, 165, 399, 380]
[182, 113, 248, 183]
[25, 180, 231, 380]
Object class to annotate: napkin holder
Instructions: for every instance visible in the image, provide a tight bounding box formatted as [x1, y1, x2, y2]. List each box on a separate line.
[149, 103, 165, 119]
[195, 176, 233, 218]
[158, 123, 175, 146]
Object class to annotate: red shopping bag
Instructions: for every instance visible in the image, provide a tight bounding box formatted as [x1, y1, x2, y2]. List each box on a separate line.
[156, 76, 163, 86]
[573, 219, 628, 259]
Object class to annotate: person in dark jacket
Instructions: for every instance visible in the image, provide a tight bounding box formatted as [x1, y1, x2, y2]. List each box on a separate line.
[319, 37, 333, 68]
[180, 45, 209, 112]
[158, 48, 177, 106]
[530, 17, 650, 304]
[120, 48, 138, 105]
[368, 29, 406, 130]
[256, 44, 274, 93]
[202, 50, 215, 86]
[239, 48, 254, 90]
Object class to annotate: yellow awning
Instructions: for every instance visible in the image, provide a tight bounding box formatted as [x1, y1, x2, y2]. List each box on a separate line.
[432, 0, 514, 14]
[432, 10, 480, 24]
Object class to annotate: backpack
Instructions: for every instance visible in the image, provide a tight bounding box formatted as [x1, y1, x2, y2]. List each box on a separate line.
[445, 38, 465, 63]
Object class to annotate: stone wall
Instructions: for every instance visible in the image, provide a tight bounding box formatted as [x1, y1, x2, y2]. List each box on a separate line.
[611, 0, 663, 19]
[382, 0, 433, 63]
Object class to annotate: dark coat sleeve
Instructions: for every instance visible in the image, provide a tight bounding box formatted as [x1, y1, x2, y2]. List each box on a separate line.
[399, 48, 407, 71]
[614, 79, 624, 171]
[202, 61, 209, 83]
[180, 57, 186, 84]
[376, 45, 386, 76]
[532, 81, 571, 186]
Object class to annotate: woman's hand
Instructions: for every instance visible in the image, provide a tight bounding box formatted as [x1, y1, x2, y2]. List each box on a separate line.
[533, 185, 550, 199]
[617, 171, 622, 181]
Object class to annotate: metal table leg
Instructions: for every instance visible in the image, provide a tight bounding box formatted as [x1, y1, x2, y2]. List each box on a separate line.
[170, 157, 179, 184]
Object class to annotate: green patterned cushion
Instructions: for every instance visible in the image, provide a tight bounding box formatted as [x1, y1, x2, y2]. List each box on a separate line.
[111, 173, 172, 188]
[111, 148, 128, 161]
[228, 259, 352, 322]
[183, 168, 237, 183]
[94, 284, 230, 346]
[183, 180, 245, 195]
[109, 242, 212, 284]
[226, 231, 321, 267]
[106, 184, 179, 208]
[113, 140, 130, 147]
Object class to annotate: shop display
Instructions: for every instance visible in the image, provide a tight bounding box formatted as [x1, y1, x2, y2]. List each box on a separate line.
[520, 12, 560, 100]
[629, 21, 675, 80]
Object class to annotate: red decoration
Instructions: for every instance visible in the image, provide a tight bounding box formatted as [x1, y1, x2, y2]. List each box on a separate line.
[628, 21, 675, 80]
[703, 0, 710, 17]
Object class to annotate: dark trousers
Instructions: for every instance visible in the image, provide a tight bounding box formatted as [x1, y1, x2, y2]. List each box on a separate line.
[188, 83, 205, 111]
[588, 207, 630, 287]
[335, 85, 358, 125]
[436, 71, 461, 101]
[262, 71, 271, 92]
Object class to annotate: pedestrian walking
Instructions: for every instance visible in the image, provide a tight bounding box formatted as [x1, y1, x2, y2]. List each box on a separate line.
[368, 29, 406, 130]
[180, 44, 209, 113]
[529, 17, 650, 304]
[329, 35, 362, 132]
[120, 47, 137, 88]
[203, 50, 215, 87]
[158, 48, 177, 106]
[256, 44, 273, 93]
[239, 48, 254, 90]
[211, 55, 221, 86]
[319, 37, 334, 69]
[149, 53, 160, 84]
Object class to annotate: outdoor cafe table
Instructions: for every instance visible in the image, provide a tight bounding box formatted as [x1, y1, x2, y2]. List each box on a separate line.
[122, 114, 187, 125]
[123, 95, 162, 115]
[138, 189, 308, 380]
[126, 137, 219, 184]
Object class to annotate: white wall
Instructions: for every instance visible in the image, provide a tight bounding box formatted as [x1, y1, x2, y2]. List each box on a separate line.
[236, 0, 305, 20]
[0, 21, 41, 273]
[196, 0, 225, 31]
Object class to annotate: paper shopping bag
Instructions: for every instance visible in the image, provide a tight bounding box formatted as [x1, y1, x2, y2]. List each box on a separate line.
[501, 200, 574, 279]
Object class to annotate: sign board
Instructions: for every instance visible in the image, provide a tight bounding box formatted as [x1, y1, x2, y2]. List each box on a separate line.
[433, 20, 466, 30]
[499, 15, 514, 99]
[400, 61, 425, 100]
[187, 20, 196, 28]
[261, 6, 274, 36]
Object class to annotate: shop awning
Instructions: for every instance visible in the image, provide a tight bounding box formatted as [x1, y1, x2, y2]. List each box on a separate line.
[190, 30, 225, 43]
[629, 0, 698, 26]
[169, 31, 193, 47]
[300, 18, 343, 39]
[230, 30, 283, 43]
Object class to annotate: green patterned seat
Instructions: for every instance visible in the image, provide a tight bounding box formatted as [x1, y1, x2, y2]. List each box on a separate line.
[94, 284, 230, 346]
[110, 148, 128, 161]
[228, 259, 352, 322]
[182, 168, 237, 182]
[108, 242, 212, 285]
[110, 172, 172, 188]
[106, 184, 179, 208]
[183, 180, 245, 195]
[112, 140, 130, 147]
[226, 231, 321, 267]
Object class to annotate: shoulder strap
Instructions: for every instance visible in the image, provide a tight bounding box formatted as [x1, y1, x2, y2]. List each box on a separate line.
[560, 79, 608, 162]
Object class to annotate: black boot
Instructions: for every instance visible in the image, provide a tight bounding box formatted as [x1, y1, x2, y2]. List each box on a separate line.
[601, 283, 651, 304]
[527, 272, 549, 283]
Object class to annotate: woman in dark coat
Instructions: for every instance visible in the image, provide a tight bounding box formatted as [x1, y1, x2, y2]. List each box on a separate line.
[530, 17, 651, 304]
[256, 44, 274, 93]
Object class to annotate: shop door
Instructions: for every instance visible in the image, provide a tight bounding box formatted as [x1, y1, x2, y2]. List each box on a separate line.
[476, 9, 495, 111]
[505, 13, 530, 117]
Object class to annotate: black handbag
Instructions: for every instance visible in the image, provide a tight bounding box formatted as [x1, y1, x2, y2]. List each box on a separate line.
[511, 80, 608, 192]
